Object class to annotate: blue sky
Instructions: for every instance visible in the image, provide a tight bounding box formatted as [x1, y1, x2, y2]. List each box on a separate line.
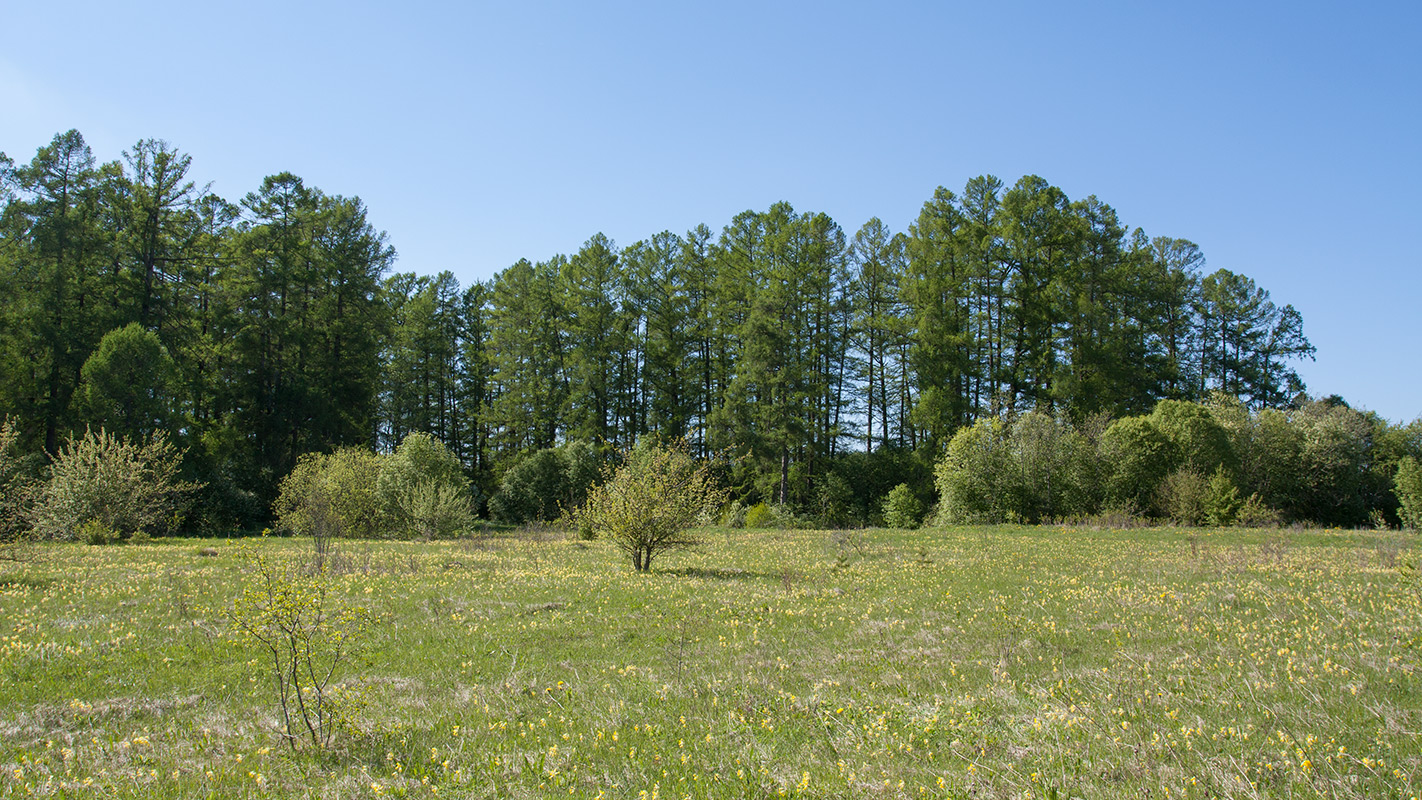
[3, 1, 1418, 422]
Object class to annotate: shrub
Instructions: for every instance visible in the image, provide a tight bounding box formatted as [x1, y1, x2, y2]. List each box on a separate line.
[1203, 466, 1243, 527]
[31, 427, 199, 541]
[1158, 468, 1208, 526]
[377, 432, 473, 539]
[1234, 493, 1282, 528]
[1008, 410, 1092, 522]
[1397, 456, 1422, 530]
[401, 482, 474, 540]
[743, 502, 775, 529]
[719, 499, 747, 529]
[489, 442, 604, 524]
[229, 545, 371, 753]
[881, 483, 925, 529]
[1150, 400, 1234, 475]
[1291, 400, 1374, 526]
[274, 448, 383, 541]
[573, 439, 727, 572]
[1100, 416, 1175, 514]
[0, 417, 36, 560]
[935, 418, 1013, 524]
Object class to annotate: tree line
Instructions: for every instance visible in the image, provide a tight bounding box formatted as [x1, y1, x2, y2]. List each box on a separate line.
[0, 130, 1347, 530]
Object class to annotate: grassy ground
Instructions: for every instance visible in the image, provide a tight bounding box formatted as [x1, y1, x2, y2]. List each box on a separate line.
[0, 524, 1419, 799]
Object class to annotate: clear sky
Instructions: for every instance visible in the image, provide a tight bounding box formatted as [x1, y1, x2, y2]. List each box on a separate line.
[3, 1, 1418, 422]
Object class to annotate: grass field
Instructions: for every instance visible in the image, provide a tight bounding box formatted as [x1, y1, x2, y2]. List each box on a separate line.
[1, 524, 1419, 799]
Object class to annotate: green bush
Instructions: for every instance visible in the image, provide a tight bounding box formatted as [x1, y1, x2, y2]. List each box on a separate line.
[719, 499, 747, 529]
[934, 412, 1092, 525]
[31, 427, 199, 542]
[935, 418, 1013, 524]
[377, 431, 473, 539]
[1150, 400, 1234, 475]
[1158, 469, 1208, 526]
[743, 502, 775, 529]
[1100, 416, 1175, 513]
[401, 482, 474, 541]
[273, 448, 383, 540]
[573, 439, 727, 572]
[1234, 493, 1282, 528]
[1396, 456, 1422, 530]
[1291, 400, 1375, 526]
[1203, 466, 1243, 527]
[489, 442, 604, 524]
[881, 483, 925, 530]
[0, 417, 36, 559]
[1007, 410, 1093, 522]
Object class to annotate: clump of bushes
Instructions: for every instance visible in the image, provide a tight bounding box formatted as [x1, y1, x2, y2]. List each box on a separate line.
[488, 441, 603, 524]
[273, 432, 474, 540]
[740, 501, 813, 529]
[275, 448, 384, 540]
[378, 431, 474, 539]
[929, 397, 1419, 528]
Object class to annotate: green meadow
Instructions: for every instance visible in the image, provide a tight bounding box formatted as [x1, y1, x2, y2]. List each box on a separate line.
[1, 525, 1418, 799]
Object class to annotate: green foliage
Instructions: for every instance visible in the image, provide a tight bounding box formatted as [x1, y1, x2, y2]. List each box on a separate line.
[1290, 400, 1382, 526]
[274, 448, 383, 541]
[743, 502, 775, 529]
[573, 439, 727, 572]
[935, 413, 1094, 525]
[377, 431, 473, 539]
[1150, 399, 1234, 474]
[1204, 466, 1243, 527]
[75, 323, 178, 441]
[1396, 456, 1422, 530]
[489, 442, 603, 524]
[0, 416, 36, 559]
[880, 483, 925, 529]
[936, 418, 1013, 524]
[402, 482, 475, 541]
[1235, 493, 1282, 528]
[1006, 410, 1094, 522]
[1100, 416, 1174, 513]
[1158, 469, 1208, 526]
[719, 499, 747, 529]
[814, 473, 855, 528]
[228, 545, 371, 752]
[31, 428, 198, 541]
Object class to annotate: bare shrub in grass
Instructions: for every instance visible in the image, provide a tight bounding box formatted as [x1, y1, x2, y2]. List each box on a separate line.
[573, 439, 727, 572]
[229, 544, 371, 753]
